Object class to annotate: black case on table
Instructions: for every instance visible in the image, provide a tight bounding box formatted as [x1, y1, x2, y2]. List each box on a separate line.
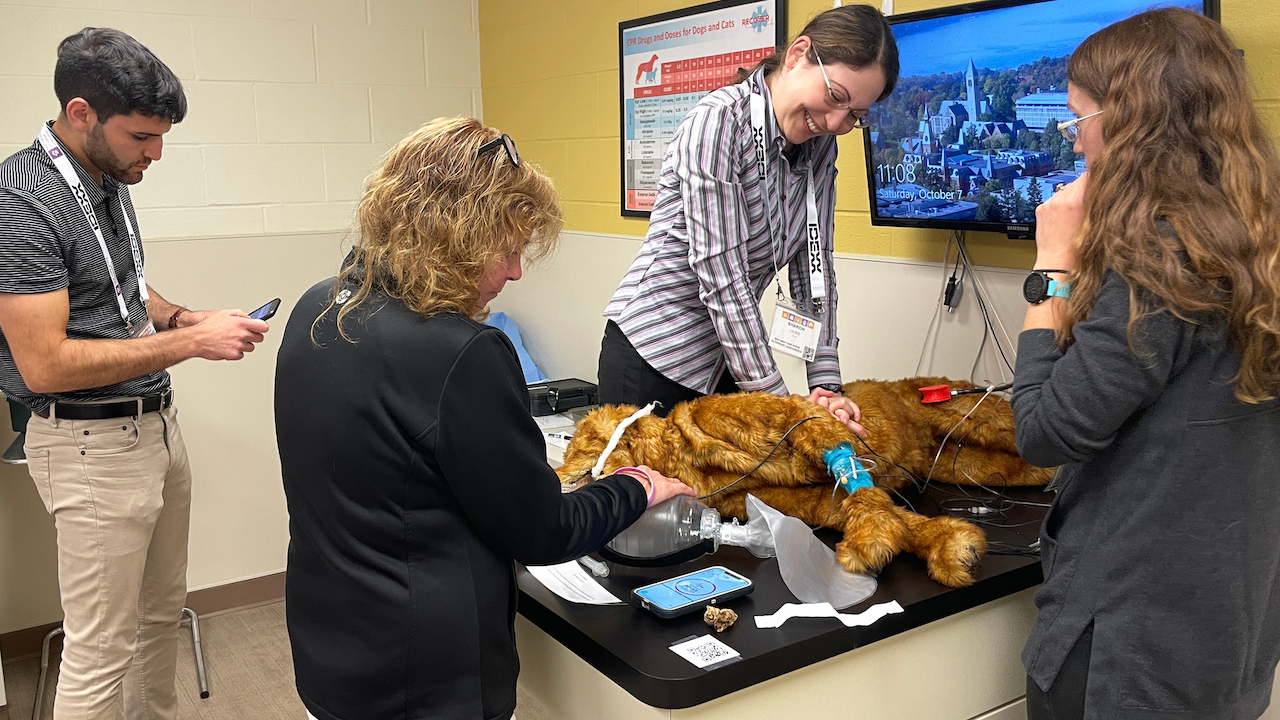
[528, 378, 599, 416]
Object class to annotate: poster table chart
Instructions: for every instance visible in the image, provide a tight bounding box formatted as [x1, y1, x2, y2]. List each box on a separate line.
[624, 46, 773, 212]
[520, 433, 1048, 720]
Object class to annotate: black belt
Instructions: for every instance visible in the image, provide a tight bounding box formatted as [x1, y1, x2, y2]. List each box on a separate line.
[37, 391, 173, 420]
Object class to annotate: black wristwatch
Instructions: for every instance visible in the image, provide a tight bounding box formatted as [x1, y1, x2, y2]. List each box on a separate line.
[812, 383, 844, 395]
[1023, 269, 1071, 305]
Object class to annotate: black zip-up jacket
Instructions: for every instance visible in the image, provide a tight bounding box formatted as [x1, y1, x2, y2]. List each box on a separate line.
[275, 280, 647, 720]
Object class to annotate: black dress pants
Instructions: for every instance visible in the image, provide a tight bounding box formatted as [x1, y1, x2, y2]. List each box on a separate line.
[597, 320, 737, 416]
[1026, 624, 1094, 720]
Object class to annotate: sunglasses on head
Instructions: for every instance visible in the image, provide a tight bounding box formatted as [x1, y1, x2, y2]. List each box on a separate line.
[476, 134, 520, 167]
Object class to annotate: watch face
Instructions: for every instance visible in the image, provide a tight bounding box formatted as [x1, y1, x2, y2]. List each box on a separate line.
[1023, 272, 1049, 303]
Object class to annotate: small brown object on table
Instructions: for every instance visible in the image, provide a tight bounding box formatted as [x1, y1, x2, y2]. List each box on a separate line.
[704, 606, 738, 632]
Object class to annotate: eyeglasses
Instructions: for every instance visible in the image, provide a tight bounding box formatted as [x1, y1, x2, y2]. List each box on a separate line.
[814, 52, 872, 130]
[476, 133, 520, 167]
[1058, 111, 1102, 142]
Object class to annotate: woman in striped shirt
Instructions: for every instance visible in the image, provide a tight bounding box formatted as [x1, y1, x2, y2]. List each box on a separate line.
[600, 5, 898, 435]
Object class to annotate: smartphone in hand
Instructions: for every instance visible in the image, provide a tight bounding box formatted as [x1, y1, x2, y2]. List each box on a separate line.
[248, 298, 281, 321]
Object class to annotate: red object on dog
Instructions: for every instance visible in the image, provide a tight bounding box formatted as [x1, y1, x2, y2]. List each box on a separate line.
[919, 385, 952, 404]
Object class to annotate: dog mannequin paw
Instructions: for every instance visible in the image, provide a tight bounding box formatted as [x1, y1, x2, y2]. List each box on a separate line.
[916, 517, 987, 587]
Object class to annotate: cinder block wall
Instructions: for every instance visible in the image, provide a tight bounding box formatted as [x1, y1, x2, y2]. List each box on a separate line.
[0, 0, 481, 239]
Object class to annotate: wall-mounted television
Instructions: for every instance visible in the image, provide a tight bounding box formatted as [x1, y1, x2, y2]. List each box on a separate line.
[862, 0, 1220, 239]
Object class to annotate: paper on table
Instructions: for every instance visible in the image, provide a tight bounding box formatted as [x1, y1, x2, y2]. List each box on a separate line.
[669, 635, 741, 669]
[754, 600, 904, 628]
[526, 561, 623, 605]
[543, 432, 571, 449]
[534, 413, 575, 430]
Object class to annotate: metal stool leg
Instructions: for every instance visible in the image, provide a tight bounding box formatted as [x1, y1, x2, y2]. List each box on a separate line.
[181, 607, 210, 699]
[31, 609, 210, 717]
[32, 626, 63, 720]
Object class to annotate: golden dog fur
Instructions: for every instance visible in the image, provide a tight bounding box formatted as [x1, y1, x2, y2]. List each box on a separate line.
[556, 377, 1053, 588]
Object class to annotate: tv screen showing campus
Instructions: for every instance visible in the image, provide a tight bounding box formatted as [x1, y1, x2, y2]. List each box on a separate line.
[865, 0, 1208, 231]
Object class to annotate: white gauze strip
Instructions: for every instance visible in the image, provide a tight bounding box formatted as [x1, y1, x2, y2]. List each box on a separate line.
[589, 402, 657, 479]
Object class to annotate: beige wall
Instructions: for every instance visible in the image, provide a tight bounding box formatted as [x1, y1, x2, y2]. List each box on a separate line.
[0, 0, 481, 240]
[0, 0, 481, 634]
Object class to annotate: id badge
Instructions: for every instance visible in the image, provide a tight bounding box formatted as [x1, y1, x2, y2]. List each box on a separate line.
[768, 302, 821, 362]
[129, 320, 157, 339]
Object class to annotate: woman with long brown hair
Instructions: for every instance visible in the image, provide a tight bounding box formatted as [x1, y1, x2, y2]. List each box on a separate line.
[1012, 8, 1280, 719]
[273, 116, 692, 720]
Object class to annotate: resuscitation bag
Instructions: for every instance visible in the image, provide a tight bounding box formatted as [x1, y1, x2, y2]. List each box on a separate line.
[599, 493, 876, 609]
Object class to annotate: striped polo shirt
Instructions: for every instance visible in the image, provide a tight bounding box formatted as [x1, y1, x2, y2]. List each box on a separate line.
[605, 68, 841, 397]
[0, 121, 168, 414]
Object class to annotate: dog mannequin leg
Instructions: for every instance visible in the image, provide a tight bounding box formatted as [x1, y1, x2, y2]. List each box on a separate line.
[832, 487, 910, 575]
[894, 508, 987, 587]
[711, 485, 906, 576]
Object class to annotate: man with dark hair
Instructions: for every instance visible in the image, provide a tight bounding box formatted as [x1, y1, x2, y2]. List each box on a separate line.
[0, 27, 269, 720]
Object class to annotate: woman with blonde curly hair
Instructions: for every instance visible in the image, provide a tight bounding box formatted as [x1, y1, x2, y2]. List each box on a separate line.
[273, 116, 692, 720]
[1012, 9, 1280, 719]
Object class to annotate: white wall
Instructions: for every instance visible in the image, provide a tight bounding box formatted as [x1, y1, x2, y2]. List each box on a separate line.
[0, 0, 481, 240]
[492, 231, 1028, 390]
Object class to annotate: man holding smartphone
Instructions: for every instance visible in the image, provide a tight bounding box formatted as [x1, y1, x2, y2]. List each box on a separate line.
[0, 28, 268, 720]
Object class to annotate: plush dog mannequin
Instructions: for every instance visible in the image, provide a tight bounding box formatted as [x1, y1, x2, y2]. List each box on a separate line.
[556, 377, 1053, 588]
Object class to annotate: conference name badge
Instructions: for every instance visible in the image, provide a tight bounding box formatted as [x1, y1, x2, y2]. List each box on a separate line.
[768, 303, 821, 362]
[129, 320, 157, 339]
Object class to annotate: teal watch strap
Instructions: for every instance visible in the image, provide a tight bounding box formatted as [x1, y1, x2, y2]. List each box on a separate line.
[1047, 279, 1071, 299]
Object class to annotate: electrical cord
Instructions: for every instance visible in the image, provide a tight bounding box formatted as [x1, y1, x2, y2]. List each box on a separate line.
[926, 386, 995, 482]
[944, 240, 965, 312]
[916, 235, 956, 376]
[697, 416, 820, 500]
[955, 234, 1017, 379]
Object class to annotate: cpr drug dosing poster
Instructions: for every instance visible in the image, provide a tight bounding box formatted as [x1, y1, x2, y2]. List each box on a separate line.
[619, 0, 784, 216]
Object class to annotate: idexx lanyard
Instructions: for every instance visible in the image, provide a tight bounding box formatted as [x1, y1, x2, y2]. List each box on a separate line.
[37, 124, 148, 330]
[748, 81, 827, 314]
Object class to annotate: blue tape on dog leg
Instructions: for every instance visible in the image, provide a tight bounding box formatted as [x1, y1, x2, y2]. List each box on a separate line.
[824, 443, 874, 493]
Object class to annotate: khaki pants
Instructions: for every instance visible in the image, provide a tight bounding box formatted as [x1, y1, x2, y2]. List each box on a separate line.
[25, 402, 191, 720]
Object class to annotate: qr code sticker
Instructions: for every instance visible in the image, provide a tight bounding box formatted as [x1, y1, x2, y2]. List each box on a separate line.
[670, 635, 741, 669]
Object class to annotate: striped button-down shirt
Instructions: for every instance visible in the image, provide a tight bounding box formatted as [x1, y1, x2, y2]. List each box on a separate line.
[605, 69, 840, 396]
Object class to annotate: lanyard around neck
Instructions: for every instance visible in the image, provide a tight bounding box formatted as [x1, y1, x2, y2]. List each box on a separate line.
[747, 82, 827, 312]
[37, 124, 149, 330]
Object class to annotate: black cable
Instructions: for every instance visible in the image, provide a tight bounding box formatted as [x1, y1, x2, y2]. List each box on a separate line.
[697, 416, 820, 500]
[985, 541, 1042, 557]
[916, 235, 955, 376]
[944, 231, 965, 311]
[954, 383, 1011, 395]
[851, 432, 927, 492]
[956, 235, 1015, 375]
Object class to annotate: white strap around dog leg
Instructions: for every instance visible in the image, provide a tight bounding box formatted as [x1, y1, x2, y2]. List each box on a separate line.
[589, 402, 657, 479]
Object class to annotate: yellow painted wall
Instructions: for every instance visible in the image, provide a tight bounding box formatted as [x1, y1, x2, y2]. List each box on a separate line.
[479, 0, 1280, 269]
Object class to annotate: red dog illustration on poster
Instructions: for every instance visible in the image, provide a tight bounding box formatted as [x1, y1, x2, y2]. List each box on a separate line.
[635, 54, 660, 84]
